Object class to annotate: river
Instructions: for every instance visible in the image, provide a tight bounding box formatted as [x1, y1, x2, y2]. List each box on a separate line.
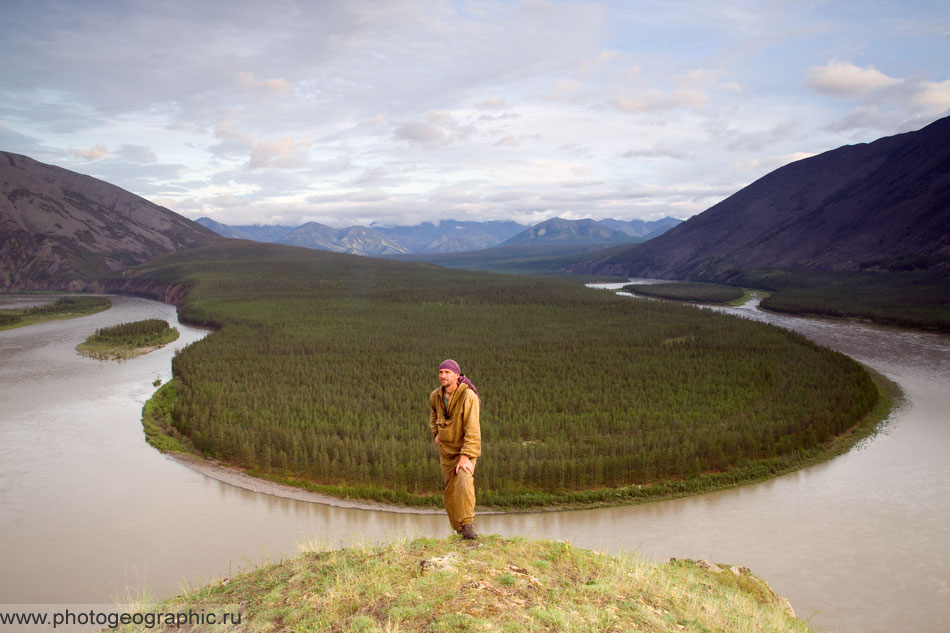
[1, 291, 948, 633]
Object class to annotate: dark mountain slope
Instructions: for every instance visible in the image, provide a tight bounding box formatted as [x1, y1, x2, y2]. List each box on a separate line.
[581, 116, 950, 278]
[1, 151, 221, 290]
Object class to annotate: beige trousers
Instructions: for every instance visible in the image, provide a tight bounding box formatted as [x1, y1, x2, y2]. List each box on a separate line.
[439, 455, 477, 531]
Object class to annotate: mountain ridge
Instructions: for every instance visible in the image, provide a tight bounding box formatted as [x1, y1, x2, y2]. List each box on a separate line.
[0, 151, 220, 290]
[196, 216, 680, 256]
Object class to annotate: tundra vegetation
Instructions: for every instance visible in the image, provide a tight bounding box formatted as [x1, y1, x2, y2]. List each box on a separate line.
[76, 318, 179, 360]
[138, 242, 884, 509]
[0, 295, 111, 330]
[104, 536, 814, 633]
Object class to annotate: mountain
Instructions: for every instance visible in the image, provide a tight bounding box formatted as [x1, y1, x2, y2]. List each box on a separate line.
[195, 217, 683, 256]
[197, 218, 527, 254]
[601, 217, 683, 239]
[278, 221, 344, 251]
[500, 218, 639, 247]
[195, 218, 296, 242]
[333, 225, 408, 256]
[1, 152, 220, 290]
[375, 220, 526, 253]
[277, 222, 408, 256]
[579, 116, 950, 279]
[195, 216, 248, 239]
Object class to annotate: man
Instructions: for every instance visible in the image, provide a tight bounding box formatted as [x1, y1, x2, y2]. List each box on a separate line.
[429, 359, 481, 539]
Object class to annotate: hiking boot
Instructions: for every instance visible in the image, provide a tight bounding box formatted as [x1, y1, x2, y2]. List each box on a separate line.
[460, 524, 478, 540]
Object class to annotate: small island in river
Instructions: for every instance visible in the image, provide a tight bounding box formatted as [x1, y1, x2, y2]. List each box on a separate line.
[76, 318, 179, 360]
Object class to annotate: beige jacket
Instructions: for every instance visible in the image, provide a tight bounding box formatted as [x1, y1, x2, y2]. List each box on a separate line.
[429, 383, 481, 459]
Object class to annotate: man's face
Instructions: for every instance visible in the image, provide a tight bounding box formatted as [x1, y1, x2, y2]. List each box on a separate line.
[439, 368, 459, 388]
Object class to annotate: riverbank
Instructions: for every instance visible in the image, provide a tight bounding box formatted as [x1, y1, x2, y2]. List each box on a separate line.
[102, 535, 811, 633]
[142, 366, 898, 512]
[0, 295, 111, 330]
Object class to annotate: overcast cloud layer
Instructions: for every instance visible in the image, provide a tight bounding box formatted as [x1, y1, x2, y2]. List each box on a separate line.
[2, 0, 948, 227]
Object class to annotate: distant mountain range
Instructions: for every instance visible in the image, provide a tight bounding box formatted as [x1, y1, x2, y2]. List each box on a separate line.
[0, 151, 219, 290]
[577, 115, 950, 279]
[6, 116, 943, 295]
[196, 216, 681, 256]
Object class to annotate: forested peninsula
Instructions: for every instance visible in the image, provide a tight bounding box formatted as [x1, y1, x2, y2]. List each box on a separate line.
[134, 241, 886, 510]
[0, 295, 111, 330]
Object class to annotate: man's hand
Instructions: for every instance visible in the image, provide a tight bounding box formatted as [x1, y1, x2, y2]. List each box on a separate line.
[456, 454, 474, 475]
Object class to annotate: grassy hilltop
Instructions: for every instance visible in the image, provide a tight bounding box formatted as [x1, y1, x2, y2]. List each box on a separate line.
[104, 536, 814, 633]
[131, 240, 884, 509]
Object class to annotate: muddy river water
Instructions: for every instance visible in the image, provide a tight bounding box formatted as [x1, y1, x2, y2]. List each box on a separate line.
[1, 290, 948, 632]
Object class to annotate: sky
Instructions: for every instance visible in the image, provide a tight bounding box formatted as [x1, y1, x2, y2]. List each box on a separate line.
[2, 0, 948, 229]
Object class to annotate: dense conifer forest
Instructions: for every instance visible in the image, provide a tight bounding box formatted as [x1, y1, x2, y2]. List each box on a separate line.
[733, 269, 950, 332]
[623, 282, 745, 304]
[135, 242, 882, 508]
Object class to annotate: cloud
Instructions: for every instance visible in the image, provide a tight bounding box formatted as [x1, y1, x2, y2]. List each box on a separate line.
[236, 71, 292, 98]
[72, 144, 108, 161]
[212, 121, 310, 169]
[805, 61, 899, 98]
[913, 79, 950, 111]
[609, 67, 725, 113]
[0, 123, 48, 157]
[115, 145, 157, 164]
[557, 143, 593, 158]
[620, 144, 694, 160]
[393, 111, 474, 148]
[730, 151, 817, 178]
[577, 50, 619, 79]
[352, 166, 387, 185]
[821, 75, 950, 134]
[211, 121, 252, 159]
[476, 97, 508, 109]
[249, 136, 311, 169]
[393, 120, 448, 146]
[612, 88, 708, 113]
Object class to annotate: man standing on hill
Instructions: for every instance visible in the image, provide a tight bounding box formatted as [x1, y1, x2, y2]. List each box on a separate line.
[429, 359, 481, 539]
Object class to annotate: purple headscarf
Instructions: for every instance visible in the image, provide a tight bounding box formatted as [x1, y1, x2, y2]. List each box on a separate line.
[439, 359, 461, 374]
[439, 358, 480, 402]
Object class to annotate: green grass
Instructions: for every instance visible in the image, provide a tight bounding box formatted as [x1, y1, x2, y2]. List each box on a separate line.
[76, 318, 179, 360]
[0, 295, 111, 330]
[101, 536, 814, 633]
